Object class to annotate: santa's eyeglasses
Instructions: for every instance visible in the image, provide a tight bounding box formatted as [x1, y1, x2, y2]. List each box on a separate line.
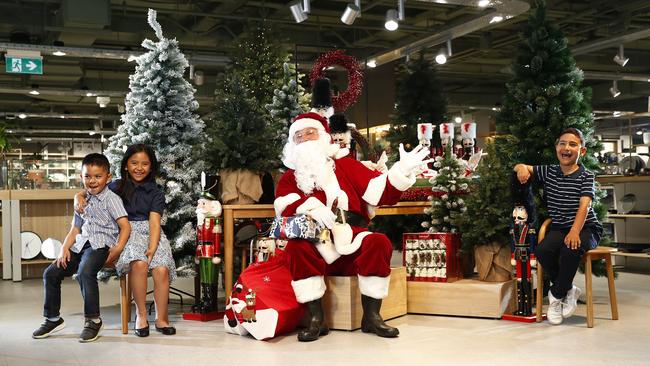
[293, 128, 320, 143]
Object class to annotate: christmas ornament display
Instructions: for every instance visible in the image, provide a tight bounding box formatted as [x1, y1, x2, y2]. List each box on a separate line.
[403, 232, 462, 282]
[310, 49, 363, 112]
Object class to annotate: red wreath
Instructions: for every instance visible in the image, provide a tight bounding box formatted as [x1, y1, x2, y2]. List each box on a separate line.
[310, 49, 364, 112]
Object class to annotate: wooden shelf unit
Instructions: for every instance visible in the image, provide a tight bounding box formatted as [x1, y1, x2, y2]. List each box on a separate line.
[608, 214, 650, 219]
[2, 189, 78, 281]
[596, 175, 650, 184]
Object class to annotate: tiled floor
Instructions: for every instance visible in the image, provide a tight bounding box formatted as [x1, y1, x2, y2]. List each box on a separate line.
[1, 267, 648, 366]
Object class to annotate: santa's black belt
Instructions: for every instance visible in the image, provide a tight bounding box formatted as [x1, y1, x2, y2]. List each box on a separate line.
[340, 211, 369, 228]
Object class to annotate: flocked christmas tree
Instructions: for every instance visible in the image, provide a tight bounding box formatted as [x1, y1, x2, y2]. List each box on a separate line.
[265, 62, 310, 146]
[495, 0, 608, 275]
[105, 9, 206, 274]
[371, 51, 447, 247]
[422, 145, 471, 233]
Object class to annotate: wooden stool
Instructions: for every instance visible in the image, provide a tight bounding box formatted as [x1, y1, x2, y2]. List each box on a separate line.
[535, 219, 619, 327]
[119, 274, 131, 334]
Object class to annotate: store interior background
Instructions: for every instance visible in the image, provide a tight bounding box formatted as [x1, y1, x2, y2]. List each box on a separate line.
[2, 0, 650, 273]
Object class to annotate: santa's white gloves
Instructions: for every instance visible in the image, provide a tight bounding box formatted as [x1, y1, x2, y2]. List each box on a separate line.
[309, 206, 337, 229]
[360, 151, 389, 173]
[397, 143, 433, 177]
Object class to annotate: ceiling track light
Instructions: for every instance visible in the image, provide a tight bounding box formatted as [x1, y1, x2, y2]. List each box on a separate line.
[609, 80, 621, 98]
[435, 48, 447, 64]
[385, 9, 399, 31]
[613, 44, 629, 67]
[289, 0, 310, 23]
[341, 0, 361, 25]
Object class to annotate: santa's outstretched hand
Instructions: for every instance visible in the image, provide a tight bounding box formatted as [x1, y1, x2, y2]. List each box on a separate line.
[396, 143, 433, 176]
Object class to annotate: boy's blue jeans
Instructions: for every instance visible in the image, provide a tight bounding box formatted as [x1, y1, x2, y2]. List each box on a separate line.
[535, 225, 601, 299]
[43, 242, 109, 319]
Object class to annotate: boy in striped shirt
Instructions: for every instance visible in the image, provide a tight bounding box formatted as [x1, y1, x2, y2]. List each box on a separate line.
[33, 153, 131, 342]
[514, 128, 602, 325]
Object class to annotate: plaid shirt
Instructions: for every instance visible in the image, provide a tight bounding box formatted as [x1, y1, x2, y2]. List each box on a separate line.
[71, 186, 128, 253]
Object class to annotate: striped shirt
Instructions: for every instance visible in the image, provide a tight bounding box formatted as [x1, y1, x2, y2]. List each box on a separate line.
[533, 164, 601, 230]
[71, 186, 128, 253]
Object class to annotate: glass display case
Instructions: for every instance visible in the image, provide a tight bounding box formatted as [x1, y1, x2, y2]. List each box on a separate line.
[8, 159, 82, 190]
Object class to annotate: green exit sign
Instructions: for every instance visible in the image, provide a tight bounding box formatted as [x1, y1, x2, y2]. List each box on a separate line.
[5, 56, 43, 75]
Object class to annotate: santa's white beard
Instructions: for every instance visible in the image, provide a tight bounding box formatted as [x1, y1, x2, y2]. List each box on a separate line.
[289, 139, 335, 195]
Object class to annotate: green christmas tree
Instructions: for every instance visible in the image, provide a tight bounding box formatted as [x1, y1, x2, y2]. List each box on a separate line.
[458, 136, 519, 253]
[496, 0, 600, 168]
[423, 145, 471, 233]
[495, 0, 608, 276]
[265, 63, 310, 146]
[385, 52, 447, 156]
[371, 52, 447, 247]
[105, 9, 206, 274]
[205, 71, 280, 173]
[230, 24, 291, 107]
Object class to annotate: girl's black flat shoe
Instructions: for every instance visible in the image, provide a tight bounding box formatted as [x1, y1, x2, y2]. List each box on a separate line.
[155, 325, 176, 335]
[135, 322, 150, 337]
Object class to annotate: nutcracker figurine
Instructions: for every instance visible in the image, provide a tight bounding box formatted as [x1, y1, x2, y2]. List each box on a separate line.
[183, 173, 223, 321]
[437, 122, 454, 157]
[460, 122, 479, 160]
[329, 113, 357, 160]
[503, 173, 538, 322]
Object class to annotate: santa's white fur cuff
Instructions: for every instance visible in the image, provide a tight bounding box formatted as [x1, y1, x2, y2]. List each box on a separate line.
[358, 275, 390, 299]
[274, 193, 300, 216]
[295, 197, 325, 214]
[291, 276, 327, 303]
[388, 162, 416, 191]
[362, 174, 387, 206]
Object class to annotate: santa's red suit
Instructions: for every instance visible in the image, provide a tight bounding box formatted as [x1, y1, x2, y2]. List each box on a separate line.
[275, 122, 415, 304]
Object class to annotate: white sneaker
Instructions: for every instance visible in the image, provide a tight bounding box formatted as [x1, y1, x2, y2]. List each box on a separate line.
[547, 290, 563, 325]
[562, 285, 582, 318]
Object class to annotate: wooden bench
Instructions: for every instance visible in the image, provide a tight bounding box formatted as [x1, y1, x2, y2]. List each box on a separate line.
[535, 219, 619, 327]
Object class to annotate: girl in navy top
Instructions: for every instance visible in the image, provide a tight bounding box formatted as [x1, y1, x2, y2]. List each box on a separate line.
[514, 128, 602, 326]
[76, 144, 177, 337]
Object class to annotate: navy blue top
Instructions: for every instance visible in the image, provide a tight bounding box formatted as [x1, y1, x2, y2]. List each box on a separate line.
[108, 179, 165, 221]
[533, 164, 601, 230]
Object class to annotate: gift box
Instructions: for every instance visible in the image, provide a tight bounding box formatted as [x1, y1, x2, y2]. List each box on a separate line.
[402, 232, 462, 282]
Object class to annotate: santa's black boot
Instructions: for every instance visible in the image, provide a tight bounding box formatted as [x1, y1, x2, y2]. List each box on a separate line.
[361, 295, 399, 338]
[297, 298, 329, 342]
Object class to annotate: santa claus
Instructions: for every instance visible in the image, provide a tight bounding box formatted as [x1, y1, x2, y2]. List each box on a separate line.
[275, 112, 430, 342]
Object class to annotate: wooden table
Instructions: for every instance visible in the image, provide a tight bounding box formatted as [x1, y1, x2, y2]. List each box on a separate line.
[222, 201, 429, 297]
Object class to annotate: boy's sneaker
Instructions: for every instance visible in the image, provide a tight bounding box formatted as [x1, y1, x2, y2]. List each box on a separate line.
[79, 319, 103, 343]
[562, 285, 582, 319]
[547, 290, 564, 325]
[32, 318, 65, 339]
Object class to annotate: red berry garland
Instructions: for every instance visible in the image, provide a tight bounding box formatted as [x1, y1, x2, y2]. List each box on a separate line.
[310, 49, 363, 112]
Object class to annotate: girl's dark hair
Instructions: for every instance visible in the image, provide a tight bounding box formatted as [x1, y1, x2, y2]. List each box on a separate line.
[115, 144, 159, 203]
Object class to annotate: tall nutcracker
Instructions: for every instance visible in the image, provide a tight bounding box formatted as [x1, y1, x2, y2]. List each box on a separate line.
[503, 173, 538, 321]
[194, 172, 222, 316]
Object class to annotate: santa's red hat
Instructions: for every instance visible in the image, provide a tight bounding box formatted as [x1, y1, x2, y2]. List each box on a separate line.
[288, 112, 330, 142]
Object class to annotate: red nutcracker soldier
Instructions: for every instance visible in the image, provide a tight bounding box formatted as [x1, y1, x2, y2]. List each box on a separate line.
[437, 122, 454, 157]
[183, 173, 223, 321]
[503, 173, 538, 322]
[460, 122, 480, 160]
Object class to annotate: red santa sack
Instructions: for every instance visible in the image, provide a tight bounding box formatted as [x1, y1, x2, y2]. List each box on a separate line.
[223, 253, 304, 340]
